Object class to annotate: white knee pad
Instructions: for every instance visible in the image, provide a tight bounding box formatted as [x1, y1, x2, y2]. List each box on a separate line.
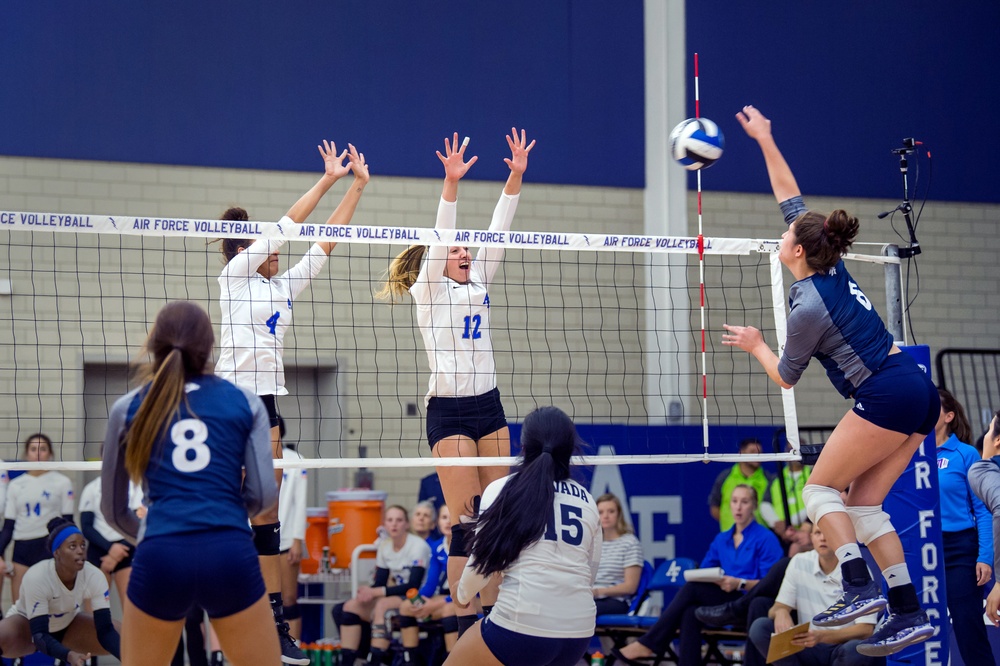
[847, 504, 895, 545]
[801, 484, 847, 524]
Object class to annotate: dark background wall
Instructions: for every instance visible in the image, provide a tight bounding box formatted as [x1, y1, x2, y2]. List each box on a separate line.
[1, 2, 995, 201]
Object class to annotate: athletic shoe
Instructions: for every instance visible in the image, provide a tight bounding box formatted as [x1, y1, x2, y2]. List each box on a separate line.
[695, 601, 744, 628]
[812, 579, 887, 627]
[277, 621, 310, 665]
[856, 609, 934, 657]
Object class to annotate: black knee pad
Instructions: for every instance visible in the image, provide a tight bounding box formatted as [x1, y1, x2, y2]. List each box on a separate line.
[397, 615, 417, 628]
[449, 523, 469, 558]
[338, 610, 363, 627]
[283, 603, 302, 621]
[252, 522, 281, 556]
[441, 615, 459, 634]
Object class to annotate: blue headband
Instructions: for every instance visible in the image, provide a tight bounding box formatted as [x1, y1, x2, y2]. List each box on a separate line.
[51, 526, 82, 553]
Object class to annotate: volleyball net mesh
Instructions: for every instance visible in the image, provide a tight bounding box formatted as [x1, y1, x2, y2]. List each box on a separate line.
[0, 212, 899, 468]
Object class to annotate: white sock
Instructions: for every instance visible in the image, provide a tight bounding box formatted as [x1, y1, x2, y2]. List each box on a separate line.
[882, 563, 911, 588]
[835, 543, 863, 565]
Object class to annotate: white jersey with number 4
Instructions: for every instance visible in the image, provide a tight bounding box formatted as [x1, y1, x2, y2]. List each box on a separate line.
[458, 474, 602, 638]
[410, 193, 518, 404]
[216, 218, 329, 396]
[4, 472, 75, 541]
[9, 559, 110, 631]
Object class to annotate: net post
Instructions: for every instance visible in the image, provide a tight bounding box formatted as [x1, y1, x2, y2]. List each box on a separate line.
[882, 244, 905, 344]
[769, 252, 799, 453]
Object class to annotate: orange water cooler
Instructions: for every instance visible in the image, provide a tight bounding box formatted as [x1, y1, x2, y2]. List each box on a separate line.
[300, 507, 331, 574]
[326, 490, 387, 568]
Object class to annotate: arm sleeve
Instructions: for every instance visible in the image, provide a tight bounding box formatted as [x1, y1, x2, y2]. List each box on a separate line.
[93, 607, 121, 659]
[969, 460, 1000, 572]
[776, 290, 829, 386]
[29, 615, 71, 661]
[372, 567, 390, 588]
[410, 198, 456, 303]
[474, 192, 519, 286]
[0, 518, 14, 555]
[779, 196, 808, 226]
[457, 558, 491, 606]
[101, 394, 140, 540]
[80, 512, 115, 553]
[218, 222, 287, 281]
[240, 390, 279, 518]
[282, 244, 330, 301]
[385, 566, 427, 598]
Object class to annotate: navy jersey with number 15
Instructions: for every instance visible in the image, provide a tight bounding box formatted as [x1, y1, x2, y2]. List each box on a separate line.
[101, 375, 277, 542]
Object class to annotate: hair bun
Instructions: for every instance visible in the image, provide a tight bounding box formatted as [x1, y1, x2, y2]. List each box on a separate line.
[47, 516, 72, 533]
[824, 210, 860, 252]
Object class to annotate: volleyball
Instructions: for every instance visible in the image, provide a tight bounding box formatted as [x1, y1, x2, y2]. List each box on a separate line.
[670, 117, 725, 170]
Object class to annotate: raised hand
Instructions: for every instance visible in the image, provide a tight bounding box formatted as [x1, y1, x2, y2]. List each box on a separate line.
[346, 143, 370, 184]
[735, 105, 772, 142]
[504, 127, 535, 175]
[436, 132, 478, 183]
[318, 140, 351, 180]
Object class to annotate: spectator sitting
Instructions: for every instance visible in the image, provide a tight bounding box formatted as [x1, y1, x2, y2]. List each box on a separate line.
[745, 521, 880, 666]
[593, 493, 644, 616]
[412, 500, 439, 543]
[708, 438, 773, 531]
[760, 445, 812, 554]
[613, 484, 782, 665]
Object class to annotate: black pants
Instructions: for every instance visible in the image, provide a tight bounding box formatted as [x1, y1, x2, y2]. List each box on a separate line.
[943, 528, 993, 666]
[638, 582, 740, 664]
[595, 598, 630, 616]
[722, 557, 790, 629]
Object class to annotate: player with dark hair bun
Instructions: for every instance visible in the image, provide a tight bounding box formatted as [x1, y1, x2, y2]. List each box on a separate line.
[722, 105, 940, 657]
[446, 406, 601, 666]
[101, 300, 280, 666]
[0, 517, 121, 665]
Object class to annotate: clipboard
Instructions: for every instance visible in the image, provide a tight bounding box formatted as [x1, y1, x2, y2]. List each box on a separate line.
[765, 621, 811, 663]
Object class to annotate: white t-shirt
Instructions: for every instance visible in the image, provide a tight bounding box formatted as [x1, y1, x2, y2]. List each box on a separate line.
[0, 470, 8, 518]
[458, 475, 602, 638]
[776, 549, 877, 631]
[278, 448, 307, 552]
[4, 472, 75, 540]
[79, 477, 144, 546]
[216, 218, 329, 396]
[410, 193, 518, 404]
[9, 559, 110, 632]
[375, 532, 432, 590]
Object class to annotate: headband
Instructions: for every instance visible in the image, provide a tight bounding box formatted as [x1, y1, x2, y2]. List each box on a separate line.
[51, 525, 82, 553]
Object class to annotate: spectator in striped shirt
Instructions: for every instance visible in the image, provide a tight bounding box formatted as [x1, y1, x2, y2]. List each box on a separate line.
[592, 493, 644, 616]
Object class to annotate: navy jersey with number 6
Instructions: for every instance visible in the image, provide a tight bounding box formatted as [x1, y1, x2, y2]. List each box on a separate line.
[100, 375, 277, 542]
[777, 196, 894, 398]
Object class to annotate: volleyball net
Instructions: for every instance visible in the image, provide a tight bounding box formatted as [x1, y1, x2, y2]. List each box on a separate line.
[0, 211, 902, 470]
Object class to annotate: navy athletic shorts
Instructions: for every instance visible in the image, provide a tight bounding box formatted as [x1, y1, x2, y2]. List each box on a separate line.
[13, 536, 51, 567]
[259, 394, 281, 429]
[480, 617, 590, 666]
[852, 352, 939, 435]
[87, 541, 133, 573]
[128, 527, 264, 621]
[426, 387, 507, 450]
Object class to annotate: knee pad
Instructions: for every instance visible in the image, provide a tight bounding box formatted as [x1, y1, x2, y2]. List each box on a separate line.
[339, 610, 363, 627]
[371, 623, 388, 640]
[441, 615, 459, 634]
[449, 524, 469, 559]
[847, 505, 895, 545]
[801, 484, 847, 524]
[282, 603, 301, 621]
[252, 522, 281, 556]
[397, 615, 417, 628]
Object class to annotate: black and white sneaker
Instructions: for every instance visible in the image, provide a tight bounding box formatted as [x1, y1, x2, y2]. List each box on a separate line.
[856, 609, 934, 657]
[277, 621, 310, 665]
[812, 579, 887, 627]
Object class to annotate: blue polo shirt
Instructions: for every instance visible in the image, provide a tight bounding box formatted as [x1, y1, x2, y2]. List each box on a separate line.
[701, 520, 783, 580]
[937, 433, 993, 565]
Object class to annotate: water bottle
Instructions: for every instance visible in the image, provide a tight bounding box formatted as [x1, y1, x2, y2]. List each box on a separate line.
[406, 588, 426, 607]
[591, 651, 606, 666]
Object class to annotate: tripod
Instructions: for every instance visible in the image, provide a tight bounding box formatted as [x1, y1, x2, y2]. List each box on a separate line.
[878, 138, 922, 258]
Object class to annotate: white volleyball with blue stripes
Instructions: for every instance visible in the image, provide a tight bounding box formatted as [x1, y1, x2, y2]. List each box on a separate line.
[670, 118, 725, 170]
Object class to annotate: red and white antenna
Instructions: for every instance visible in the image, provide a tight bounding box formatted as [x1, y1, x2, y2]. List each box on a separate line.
[694, 53, 710, 458]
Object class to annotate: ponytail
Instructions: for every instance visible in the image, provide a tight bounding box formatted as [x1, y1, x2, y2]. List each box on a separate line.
[374, 245, 426, 301]
[126, 349, 186, 482]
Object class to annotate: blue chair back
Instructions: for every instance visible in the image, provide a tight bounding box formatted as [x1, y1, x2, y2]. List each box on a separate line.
[626, 561, 656, 614]
[648, 557, 697, 590]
